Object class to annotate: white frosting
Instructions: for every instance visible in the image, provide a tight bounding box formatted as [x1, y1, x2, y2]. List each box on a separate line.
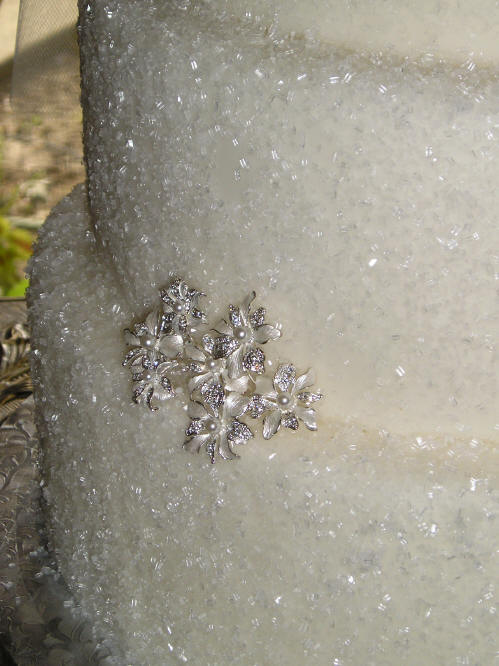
[28, 1, 499, 663]
[28, 187, 499, 663]
[79, 2, 499, 436]
[202, 0, 499, 65]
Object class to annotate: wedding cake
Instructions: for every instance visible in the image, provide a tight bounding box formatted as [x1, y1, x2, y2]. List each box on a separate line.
[28, 1, 499, 663]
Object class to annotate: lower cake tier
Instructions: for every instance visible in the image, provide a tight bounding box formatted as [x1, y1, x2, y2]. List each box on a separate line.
[28, 185, 499, 664]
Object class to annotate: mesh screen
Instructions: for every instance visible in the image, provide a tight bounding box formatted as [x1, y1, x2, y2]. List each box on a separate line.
[11, 0, 79, 115]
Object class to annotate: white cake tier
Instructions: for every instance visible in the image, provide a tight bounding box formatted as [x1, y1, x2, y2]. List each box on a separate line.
[79, 2, 499, 437]
[28, 2, 499, 662]
[28, 185, 499, 664]
[171, 0, 499, 65]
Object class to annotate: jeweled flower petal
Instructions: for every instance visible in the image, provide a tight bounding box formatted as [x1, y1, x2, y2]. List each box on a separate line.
[200, 381, 225, 416]
[263, 410, 281, 439]
[229, 305, 243, 328]
[281, 412, 299, 430]
[213, 335, 240, 359]
[297, 391, 323, 406]
[254, 324, 281, 344]
[217, 432, 237, 461]
[250, 306, 266, 329]
[186, 418, 203, 437]
[295, 369, 315, 392]
[124, 330, 141, 346]
[225, 374, 250, 394]
[243, 348, 265, 374]
[247, 394, 266, 419]
[202, 334, 215, 354]
[184, 433, 212, 453]
[294, 406, 318, 430]
[273, 364, 296, 392]
[160, 276, 206, 336]
[158, 334, 184, 358]
[227, 346, 245, 379]
[225, 392, 249, 418]
[229, 419, 253, 443]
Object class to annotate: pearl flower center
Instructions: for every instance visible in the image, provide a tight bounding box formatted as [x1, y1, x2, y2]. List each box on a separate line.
[277, 392, 292, 407]
[143, 333, 157, 348]
[234, 326, 247, 340]
[205, 419, 218, 433]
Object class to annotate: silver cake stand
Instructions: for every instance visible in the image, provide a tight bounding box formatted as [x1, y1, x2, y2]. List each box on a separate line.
[0, 300, 116, 665]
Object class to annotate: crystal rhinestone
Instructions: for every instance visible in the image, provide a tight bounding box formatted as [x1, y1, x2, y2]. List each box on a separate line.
[243, 348, 265, 374]
[248, 394, 266, 418]
[274, 364, 296, 392]
[297, 390, 323, 405]
[200, 382, 225, 412]
[161, 377, 173, 391]
[229, 305, 243, 327]
[229, 419, 253, 442]
[213, 335, 240, 359]
[281, 413, 299, 430]
[202, 334, 215, 354]
[186, 419, 203, 436]
[250, 306, 266, 329]
[191, 308, 204, 320]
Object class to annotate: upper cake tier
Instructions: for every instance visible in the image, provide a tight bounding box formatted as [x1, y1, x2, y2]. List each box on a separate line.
[197, 0, 499, 64]
[79, 0, 499, 438]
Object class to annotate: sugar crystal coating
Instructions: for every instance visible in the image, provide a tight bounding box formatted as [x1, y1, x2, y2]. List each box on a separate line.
[27, 2, 499, 663]
[78, 2, 499, 436]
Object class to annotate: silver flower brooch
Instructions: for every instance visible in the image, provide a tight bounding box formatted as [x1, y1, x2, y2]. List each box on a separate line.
[123, 277, 322, 462]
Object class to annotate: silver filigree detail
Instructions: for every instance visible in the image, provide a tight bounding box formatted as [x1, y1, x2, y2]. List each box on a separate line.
[184, 395, 252, 463]
[255, 364, 323, 440]
[160, 276, 206, 337]
[187, 342, 250, 396]
[208, 292, 281, 379]
[247, 394, 269, 419]
[132, 359, 186, 411]
[123, 309, 183, 370]
[123, 277, 322, 461]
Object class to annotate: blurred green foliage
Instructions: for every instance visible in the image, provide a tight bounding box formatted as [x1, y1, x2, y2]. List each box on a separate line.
[0, 134, 34, 298]
[0, 215, 32, 297]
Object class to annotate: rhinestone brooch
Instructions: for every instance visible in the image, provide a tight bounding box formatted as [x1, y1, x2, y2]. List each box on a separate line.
[123, 277, 322, 462]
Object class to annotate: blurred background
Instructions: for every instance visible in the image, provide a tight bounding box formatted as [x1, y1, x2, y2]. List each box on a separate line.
[0, 6, 83, 662]
[0, 0, 83, 298]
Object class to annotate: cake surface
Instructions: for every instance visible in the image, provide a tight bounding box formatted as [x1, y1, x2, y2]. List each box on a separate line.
[79, 1, 499, 437]
[29, 191, 499, 663]
[28, 1, 499, 663]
